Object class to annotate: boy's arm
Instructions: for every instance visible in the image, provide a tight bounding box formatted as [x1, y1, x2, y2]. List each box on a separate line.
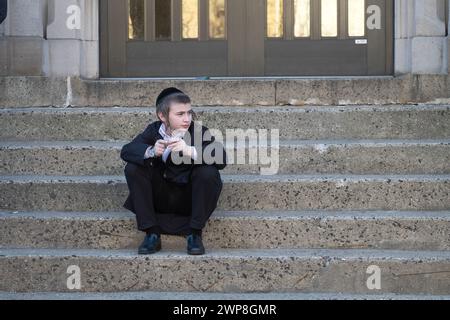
[120, 125, 156, 166]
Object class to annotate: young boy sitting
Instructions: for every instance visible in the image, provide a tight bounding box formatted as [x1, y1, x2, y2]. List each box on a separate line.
[121, 87, 227, 255]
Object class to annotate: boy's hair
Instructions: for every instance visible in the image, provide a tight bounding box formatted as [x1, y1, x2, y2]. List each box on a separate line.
[156, 92, 196, 123]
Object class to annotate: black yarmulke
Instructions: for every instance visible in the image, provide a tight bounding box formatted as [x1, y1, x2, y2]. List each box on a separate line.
[156, 87, 184, 105]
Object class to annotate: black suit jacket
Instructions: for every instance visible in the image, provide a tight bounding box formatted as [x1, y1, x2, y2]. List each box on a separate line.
[121, 121, 227, 184]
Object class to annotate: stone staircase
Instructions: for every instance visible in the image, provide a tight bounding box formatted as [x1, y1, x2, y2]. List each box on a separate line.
[0, 80, 449, 299]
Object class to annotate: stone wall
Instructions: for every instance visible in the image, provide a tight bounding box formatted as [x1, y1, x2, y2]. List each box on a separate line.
[0, 0, 448, 78]
[395, 0, 448, 75]
[0, 0, 46, 76]
[448, 0, 450, 73]
[44, 0, 98, 78]
[0, 0, 98, 78]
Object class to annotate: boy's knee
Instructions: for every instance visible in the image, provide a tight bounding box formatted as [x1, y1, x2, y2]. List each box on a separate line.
[124, 162, 145, 178]
[192, 165, 221, 184]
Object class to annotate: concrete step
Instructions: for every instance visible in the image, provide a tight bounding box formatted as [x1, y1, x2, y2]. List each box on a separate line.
[1, 140, 449, 175]
[1, 75, 448, 107]
[1, 105, 449, 141]
[1, 291, 449, 300]
[1, 248, 449, 294]
[1, 210, 449, 251]
[0, 174, 449, 212]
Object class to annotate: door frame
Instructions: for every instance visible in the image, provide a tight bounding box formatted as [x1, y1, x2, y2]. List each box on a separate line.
[100, 0, 394, 77]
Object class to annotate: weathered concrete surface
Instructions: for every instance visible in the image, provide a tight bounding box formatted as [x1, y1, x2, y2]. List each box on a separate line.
[0, 77, 66, 106]
[0, 38, 44, 76]
[70, 78, 277, 107]
[0, 175, 449, 212]
[1, 211, 449, 251]
[1, 291, 449, 300]
[0, 248, 449, 294]
[1, 140, 449, 175]
[276, 75, 450, 105]
[1, 75, 449, 298]
[0, 105, 449, 141]
[1, 75, 449, 108]
[0, 77, 275, 107]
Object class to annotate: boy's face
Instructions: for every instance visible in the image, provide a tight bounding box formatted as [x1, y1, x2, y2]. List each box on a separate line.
[158, 102, 193, 133]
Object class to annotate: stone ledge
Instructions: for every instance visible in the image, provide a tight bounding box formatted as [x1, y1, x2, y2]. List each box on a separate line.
[1, 105, 449, 141]
[0, 291, 449, 300]
[1, 248, 449, 294]
[1, 75, 449, 107]
[0, 174, 449, 211]
[1, 210, 449, 251]
[1, 140, 449, 175]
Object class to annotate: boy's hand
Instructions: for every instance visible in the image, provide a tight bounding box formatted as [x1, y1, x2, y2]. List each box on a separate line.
[154, 139, 168, 157]
[167, 139, 192, 157]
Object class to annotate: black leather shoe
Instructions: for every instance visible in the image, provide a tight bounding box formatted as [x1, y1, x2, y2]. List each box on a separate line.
[138, 233, 161, 254]
[187, 234, 205, 255]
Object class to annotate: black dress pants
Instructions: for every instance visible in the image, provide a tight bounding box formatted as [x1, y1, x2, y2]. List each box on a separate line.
[124, 162, 223, 235]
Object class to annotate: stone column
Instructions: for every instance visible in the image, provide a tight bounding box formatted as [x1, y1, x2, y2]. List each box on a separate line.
[44, 0, 99, 78]
[0, 0, 5, 36]
[0, 0, 47, 76]
[0, 1, 6, 75]
[395, 0, 447, 74]
[395, 0, 414, 74]
[411, 0, 447, 73]
[447, 0, 449, 73]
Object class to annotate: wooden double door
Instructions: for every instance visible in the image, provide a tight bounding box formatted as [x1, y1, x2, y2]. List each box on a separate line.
[100, 0, 393, 77]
